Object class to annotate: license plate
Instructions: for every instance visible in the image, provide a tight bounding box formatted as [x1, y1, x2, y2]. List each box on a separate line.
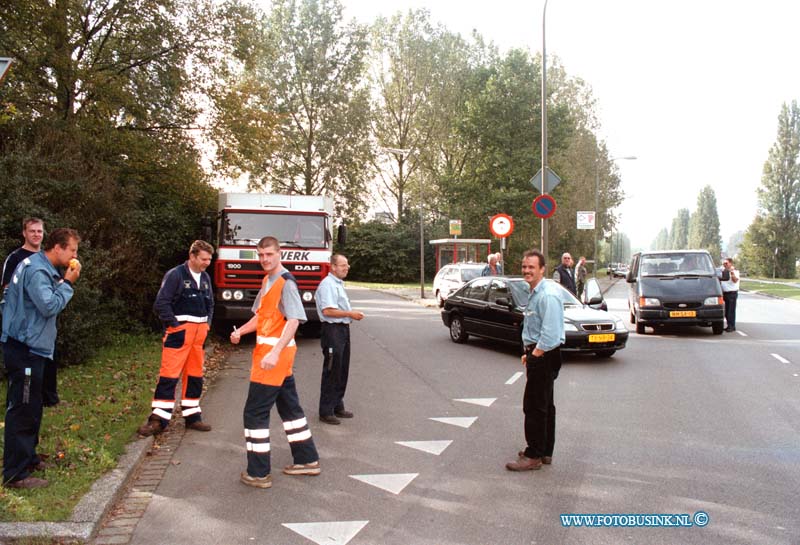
[588, 333, 615, 343]
[669, 310, 696, 318]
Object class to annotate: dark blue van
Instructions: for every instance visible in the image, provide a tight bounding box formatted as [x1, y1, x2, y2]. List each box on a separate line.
[627, 250, 725, 335]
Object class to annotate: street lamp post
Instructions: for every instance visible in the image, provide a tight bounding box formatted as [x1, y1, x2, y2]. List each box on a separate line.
[381, 147, 425, 298]
[594, 155, 636, 276]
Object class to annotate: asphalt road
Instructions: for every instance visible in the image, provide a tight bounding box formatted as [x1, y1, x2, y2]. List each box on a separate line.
[126, 283, 800, 545]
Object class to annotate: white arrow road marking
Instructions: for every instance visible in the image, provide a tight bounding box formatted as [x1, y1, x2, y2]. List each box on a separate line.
[771, 353, 790, 364]
[429, 416, 477, 428]
[349, 473, 418, 495]
[395, 440, 453, 455]
[282, 521, 369, 545]
[505, 372, 523, 385]
[454, 397, 496, 407]
[736, 330, 747, 337]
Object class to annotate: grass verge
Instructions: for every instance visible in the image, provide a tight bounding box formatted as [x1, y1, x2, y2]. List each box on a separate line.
[0, 333, 161, 522]
[741, 278, 800, 301]
[348, 280, 434, 291]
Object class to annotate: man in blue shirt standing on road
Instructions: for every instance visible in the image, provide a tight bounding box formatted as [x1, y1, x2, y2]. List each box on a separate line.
[507, 249, 565, 472]
[2, 228, 81, 489]
[315, 254, 364, 425]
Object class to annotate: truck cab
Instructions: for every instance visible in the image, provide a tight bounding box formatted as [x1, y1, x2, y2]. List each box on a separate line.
[213, 193, 335, 333]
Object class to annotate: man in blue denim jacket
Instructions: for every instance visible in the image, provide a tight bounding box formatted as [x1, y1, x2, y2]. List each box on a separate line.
[2, 228, 81, 489]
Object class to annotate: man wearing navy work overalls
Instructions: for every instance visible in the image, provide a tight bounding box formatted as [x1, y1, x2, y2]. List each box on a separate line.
[315, 254, 364, 425]
[137, 240, 214, 437]
[2, 228, 81, 489]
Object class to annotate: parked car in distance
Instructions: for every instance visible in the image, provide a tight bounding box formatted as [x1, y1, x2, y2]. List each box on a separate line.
[627, 250, 725, 335]
[441, 276, 628, 357]
[613, 264, 629, 278]
[433, 263, 486, 307]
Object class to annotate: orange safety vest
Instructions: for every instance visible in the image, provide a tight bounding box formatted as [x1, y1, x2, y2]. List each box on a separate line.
[251, 273, 298, 386]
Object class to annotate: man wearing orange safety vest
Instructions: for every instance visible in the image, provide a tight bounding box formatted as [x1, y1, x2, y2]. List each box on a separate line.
[230, 236, 320, 489]
[137, 240, 215, 437]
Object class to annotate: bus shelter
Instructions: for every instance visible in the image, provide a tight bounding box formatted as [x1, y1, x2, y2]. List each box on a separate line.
[429, 238, 492, 272]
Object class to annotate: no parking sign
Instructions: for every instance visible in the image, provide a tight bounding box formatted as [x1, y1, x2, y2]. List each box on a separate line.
[532, 194, 557, 219]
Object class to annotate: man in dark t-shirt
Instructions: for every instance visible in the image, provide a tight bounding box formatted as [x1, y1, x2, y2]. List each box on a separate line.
[2, 218, 45, 289]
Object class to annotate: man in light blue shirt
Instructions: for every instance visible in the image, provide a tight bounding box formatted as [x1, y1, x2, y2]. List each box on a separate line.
[315, 254, 364, 425]
[507, 249, 565, 472]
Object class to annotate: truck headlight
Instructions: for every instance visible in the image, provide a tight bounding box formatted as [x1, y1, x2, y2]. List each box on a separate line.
[639, 297, 660, 307]
[704, 296, 723, 305]
[233, 290, 244, 301]
[222, 290, 233, 301]
[302, 291, 313, 302]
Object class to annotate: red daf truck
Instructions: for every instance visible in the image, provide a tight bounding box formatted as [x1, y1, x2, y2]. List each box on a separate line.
[212, 192, 340, 335]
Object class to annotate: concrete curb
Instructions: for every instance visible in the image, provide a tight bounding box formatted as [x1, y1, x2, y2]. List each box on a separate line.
[0, 435, 153, 542]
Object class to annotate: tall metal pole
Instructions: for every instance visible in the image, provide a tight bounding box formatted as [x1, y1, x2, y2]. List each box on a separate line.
[594, 159, 599, 276]
[540, 0, 549, 258]
[419, 176, 425, 298]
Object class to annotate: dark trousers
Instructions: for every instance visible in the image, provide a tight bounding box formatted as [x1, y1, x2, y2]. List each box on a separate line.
[319, 322, 350, 417]
[242, 375, 318, 478]
[522, 347, 561, 459]
[3, 339, 48, 484]
[723, 291, 738, 329]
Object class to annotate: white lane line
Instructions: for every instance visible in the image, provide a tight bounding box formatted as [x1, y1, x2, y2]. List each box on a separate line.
[771, 353, 790, 364]
[736, 330, 747, 337]
[454, 398, 496, 407]
[282, 521, 368, 545]
[395, 440, 452, 455]
[349, 473, 418, 495]
[506, 372, 523, 385]
[429, 416, 478, 428]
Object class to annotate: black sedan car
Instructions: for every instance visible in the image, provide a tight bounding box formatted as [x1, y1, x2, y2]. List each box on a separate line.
[441, 276, 628, 357]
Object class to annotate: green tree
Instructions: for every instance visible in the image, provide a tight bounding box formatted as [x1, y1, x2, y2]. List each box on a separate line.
[652, 228, 669, 251]
[247, 0, 373, 219]
[688, 185, 722, 260]
[754, 101, 800, 277]
[668, 208, 690, 249]
[0, 0, 237, 363]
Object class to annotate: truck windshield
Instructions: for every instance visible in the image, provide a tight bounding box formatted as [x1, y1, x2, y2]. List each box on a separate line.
[221, 212, 327, 248]
[640, 253, 714, 276]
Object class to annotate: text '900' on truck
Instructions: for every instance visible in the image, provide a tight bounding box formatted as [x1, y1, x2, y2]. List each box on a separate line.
[213, 193, 345, 333]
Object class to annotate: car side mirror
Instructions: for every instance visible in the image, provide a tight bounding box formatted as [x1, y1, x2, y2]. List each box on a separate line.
[626, 272, 635, 282]
[588, 295, 603, 306]
[337, 224, 347, 245]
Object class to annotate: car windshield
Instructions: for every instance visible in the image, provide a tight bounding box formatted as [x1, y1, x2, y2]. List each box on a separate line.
[508, 279, 582, 308]
[640, 252, 715, 277]
[460, 267, 484, 282]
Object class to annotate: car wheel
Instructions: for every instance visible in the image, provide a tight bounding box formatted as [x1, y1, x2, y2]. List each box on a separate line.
[712, 322, 724, 335]
[436, 290, 445, 307]
[635, 320, 646, 334]
[449, 315, 469, 343]
[594, 350, 616, 358]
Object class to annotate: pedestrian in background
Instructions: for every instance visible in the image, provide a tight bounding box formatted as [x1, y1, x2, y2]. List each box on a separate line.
[574, 256, 588, 300]
[2, 217, 45, 292]
[721, 257, 739, 332]
[495, 252, 504, 275]
[138, 240, 215, 437]
[316, 254, 364, 425]
[552, 252, 577, 295]
[507, 249, 564, 472]
[2, 228, 81, 489]
[230, 236, 320, 489]
[482, 253, 501, 276]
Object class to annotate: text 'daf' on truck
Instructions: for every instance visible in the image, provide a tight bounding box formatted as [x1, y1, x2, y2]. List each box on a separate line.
[213, 192, 345, 336]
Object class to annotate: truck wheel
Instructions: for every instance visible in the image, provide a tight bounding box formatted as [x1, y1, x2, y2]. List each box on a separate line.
[449, 315, 469, 343]
[301, 321, 322, 338]
[712, 322, 724, 335]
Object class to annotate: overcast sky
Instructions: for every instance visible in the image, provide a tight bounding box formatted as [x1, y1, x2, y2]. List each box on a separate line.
[341, 0, 799, 250]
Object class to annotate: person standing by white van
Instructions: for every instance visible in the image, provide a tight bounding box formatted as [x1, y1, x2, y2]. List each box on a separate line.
[721, 257, 739, 332]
